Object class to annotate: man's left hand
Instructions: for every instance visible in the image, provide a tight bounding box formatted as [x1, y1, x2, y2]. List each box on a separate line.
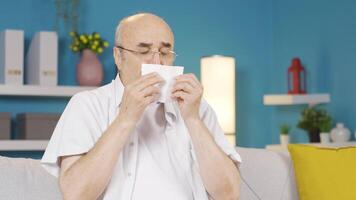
[171, 73, 203, 120]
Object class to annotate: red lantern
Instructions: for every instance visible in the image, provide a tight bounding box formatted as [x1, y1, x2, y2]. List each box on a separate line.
[288, 58, 306, 94]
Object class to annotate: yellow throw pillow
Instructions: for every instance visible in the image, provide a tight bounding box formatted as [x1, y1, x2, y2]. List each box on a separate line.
[288, 144, 356, 200]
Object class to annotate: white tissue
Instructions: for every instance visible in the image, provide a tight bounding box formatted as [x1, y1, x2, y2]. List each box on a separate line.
[141, 64, 184, 103]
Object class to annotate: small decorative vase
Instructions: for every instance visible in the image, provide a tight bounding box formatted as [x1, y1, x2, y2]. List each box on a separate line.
[320, 132, 330, 144]
[330, 123, 350, 143]
[76, 49, 103, 86]
[280, 134, 289, 146]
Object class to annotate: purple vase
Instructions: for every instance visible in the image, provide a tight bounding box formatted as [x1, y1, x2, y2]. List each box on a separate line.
[76, 49, 103, 86]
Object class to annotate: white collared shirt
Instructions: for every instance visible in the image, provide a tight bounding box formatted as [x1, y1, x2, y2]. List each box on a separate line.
[41, 75, 241, 200]
[131, 103, 193, 200]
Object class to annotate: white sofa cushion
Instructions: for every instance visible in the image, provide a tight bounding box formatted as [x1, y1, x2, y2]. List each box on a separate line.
[0, 156, 62, 200]
[237, 147, 299, 200]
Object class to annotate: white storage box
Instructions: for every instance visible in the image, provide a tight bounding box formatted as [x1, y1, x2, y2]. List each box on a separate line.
[26, 31, 58, 86]
[0, 29, 24, 85]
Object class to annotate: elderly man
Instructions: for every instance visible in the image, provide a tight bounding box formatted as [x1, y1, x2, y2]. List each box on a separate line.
[41, 13, 241, 200]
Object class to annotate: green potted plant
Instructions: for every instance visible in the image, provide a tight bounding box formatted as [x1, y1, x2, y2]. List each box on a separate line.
[297, 106, 332, 143]
[69, 31, 109, 86]
[279, 124, 291, 146]
[319, 113, 333, 144]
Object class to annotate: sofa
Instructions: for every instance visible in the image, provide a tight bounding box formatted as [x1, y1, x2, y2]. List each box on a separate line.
[0, 147, 299, 200]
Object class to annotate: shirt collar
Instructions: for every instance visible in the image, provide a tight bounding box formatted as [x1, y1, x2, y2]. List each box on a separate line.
[113, 74, 179, 123]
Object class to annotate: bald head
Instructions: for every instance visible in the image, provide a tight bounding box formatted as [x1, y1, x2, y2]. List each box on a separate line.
[113, 13, 176, 85]
[115, 13, 174, 47]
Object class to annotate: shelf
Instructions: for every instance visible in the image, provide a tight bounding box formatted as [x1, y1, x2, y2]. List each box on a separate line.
[0, 140, 48, 151]
[266, 142, 356, 152]
[0, 84, 97, 97]
[263, 94, 330, 106]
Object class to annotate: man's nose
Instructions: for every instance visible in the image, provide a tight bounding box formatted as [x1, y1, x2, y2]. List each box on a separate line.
[148, 52, 162, 65]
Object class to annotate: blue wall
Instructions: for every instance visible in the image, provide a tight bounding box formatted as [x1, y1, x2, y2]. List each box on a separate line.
[269, 0, 356, 144]
[1, 0, 355, 158]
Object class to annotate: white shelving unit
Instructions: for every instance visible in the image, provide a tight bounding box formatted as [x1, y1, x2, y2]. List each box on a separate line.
[0, 140, 48, 151]
[0, 84, 96, 97]
[263, 94, 330, 107]
[0, 85, 96, 151]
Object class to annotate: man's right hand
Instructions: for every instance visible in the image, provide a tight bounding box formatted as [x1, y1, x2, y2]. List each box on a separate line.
[117, 72, 164, 125]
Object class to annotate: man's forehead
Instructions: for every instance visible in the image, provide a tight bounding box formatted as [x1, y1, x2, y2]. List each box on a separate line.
[121, 30, 173, 46]
[121, 29, 174, 48]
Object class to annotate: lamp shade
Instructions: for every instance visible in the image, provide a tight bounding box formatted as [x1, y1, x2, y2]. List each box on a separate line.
[200, 56, 236, 138]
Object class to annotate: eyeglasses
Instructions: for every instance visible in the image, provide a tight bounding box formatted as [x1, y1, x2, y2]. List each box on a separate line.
[115, 45, 177, 63]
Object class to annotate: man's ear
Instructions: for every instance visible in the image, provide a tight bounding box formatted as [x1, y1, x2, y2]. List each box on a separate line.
[113, 47, 122, 71]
